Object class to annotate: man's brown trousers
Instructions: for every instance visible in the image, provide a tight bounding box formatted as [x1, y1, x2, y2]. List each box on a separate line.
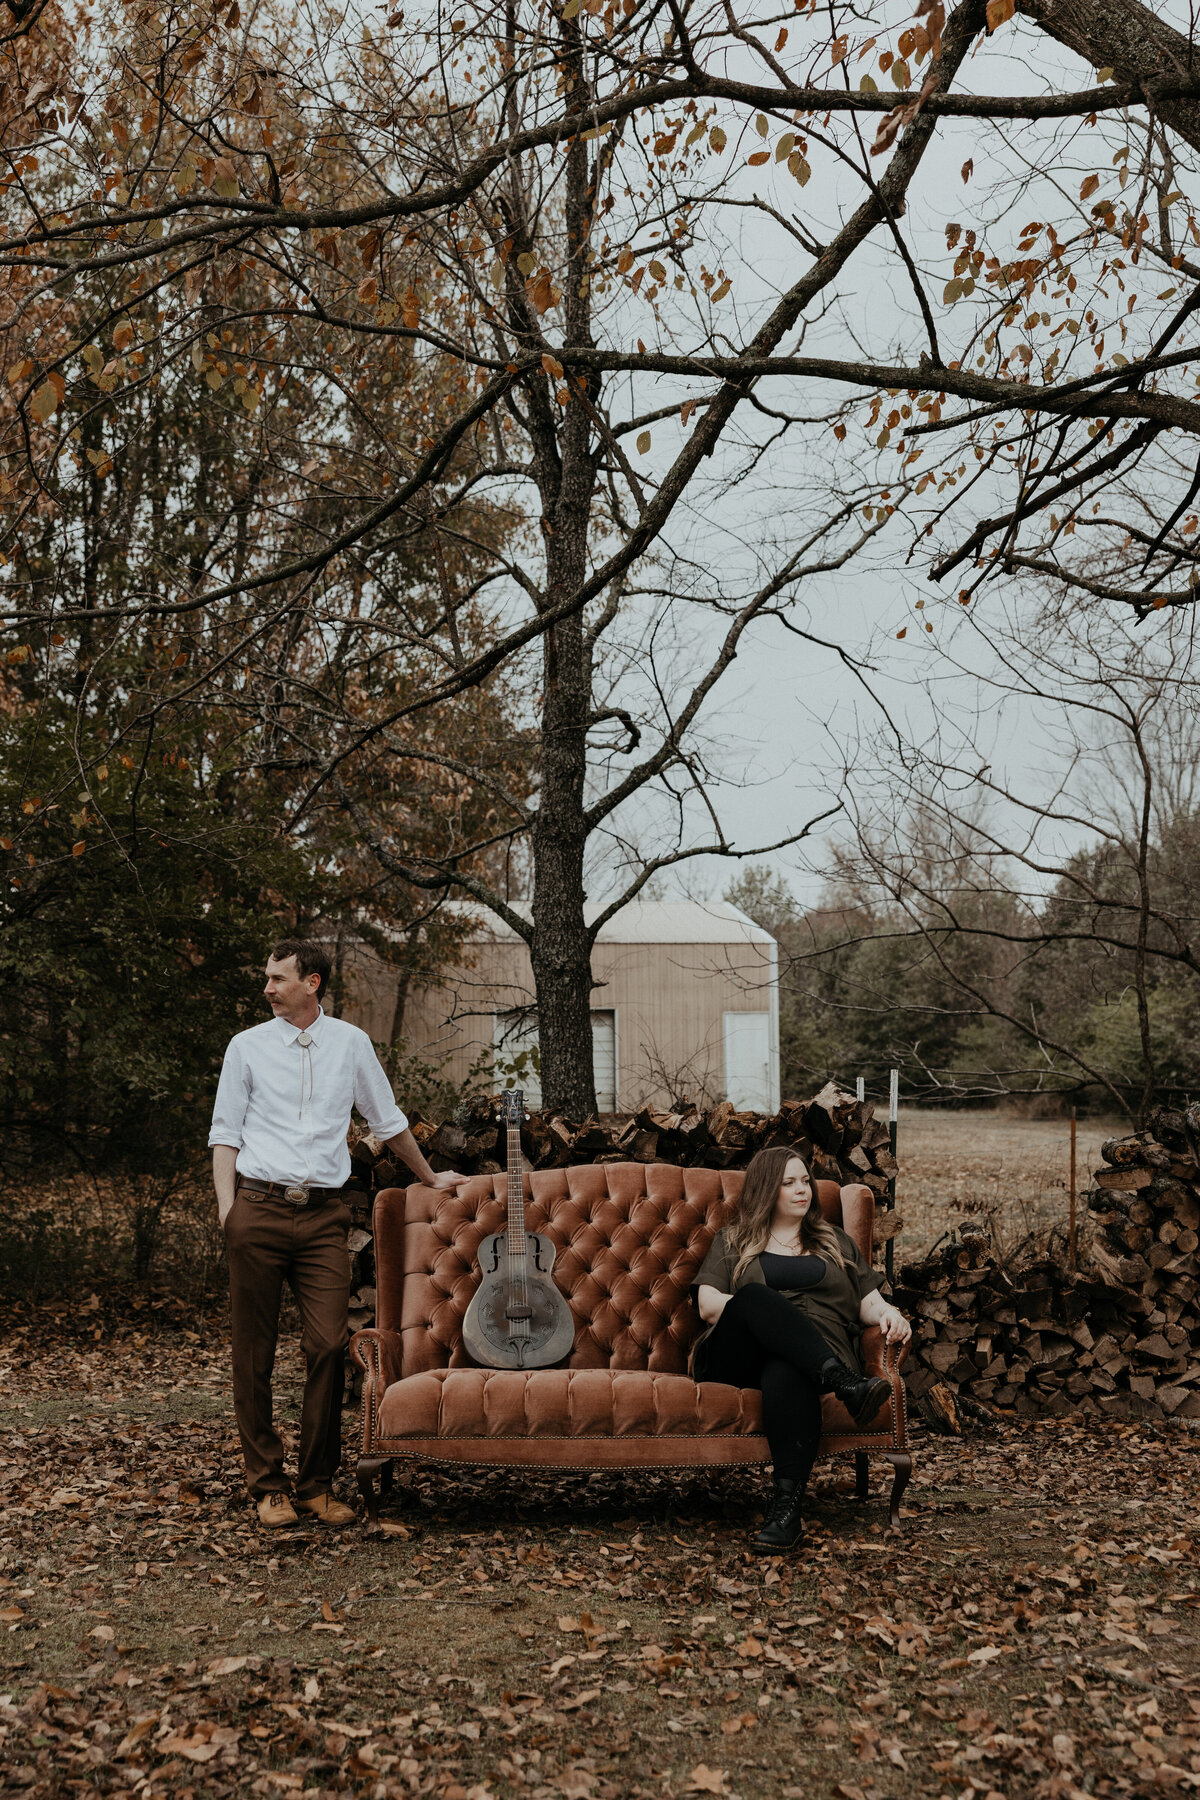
[225, 1183, 352, 1500]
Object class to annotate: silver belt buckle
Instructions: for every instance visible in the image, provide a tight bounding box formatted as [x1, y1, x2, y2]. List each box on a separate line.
[283, 1185, 309, 1206]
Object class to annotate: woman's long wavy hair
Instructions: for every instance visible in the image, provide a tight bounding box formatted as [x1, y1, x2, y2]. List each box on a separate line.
[727, 1145, 847, 1286]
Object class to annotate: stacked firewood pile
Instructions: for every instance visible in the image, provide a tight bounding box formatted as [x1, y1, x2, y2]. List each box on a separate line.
[895, 1107, 1200, 1428]
[341, 1082, 897, 1340]
[352, 1079, 896, 1188]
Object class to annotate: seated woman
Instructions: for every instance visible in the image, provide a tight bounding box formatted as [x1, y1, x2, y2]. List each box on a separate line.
[692, 1144, 911, 1554]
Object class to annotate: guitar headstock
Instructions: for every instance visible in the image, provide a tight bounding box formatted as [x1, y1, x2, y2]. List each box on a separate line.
[500, 1088, 525, 1124]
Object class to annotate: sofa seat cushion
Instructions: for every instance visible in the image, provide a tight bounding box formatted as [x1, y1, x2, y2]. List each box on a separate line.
[374, 1368, 769, 1468]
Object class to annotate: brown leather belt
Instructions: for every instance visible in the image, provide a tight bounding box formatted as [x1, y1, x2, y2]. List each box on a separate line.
[236, 1177, 345, 1208]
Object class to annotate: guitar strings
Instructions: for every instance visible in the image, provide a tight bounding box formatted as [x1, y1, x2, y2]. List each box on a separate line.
[509, 1115, 529, 1339]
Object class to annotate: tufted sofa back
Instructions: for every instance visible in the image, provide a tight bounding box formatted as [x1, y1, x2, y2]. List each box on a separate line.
[373, 1164, 866, 1380]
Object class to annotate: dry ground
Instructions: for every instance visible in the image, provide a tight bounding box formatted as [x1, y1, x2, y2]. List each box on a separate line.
[894, 1112, 1123, 1263]
[1, 1328, 1198, 1800]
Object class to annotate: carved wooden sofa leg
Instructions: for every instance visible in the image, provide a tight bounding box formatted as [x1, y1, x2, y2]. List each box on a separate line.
[855, 1453, 869, 1500]
[357, 1457, 393, 1521]
[885, 1451, 912, 1527]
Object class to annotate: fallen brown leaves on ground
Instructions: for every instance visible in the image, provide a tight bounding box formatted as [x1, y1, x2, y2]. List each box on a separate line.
[1, 1323, 1198, 1800]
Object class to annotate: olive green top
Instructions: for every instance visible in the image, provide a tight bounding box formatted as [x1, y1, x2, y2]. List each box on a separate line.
[690, 1225, 881, 1377]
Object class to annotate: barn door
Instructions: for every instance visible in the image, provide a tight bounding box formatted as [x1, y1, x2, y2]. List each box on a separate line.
[591, 1010, 616, 1112]
[494, 1008, 616, 1111]
[723, 1011, 771, 1111]
[493, 1010, 542, 1105]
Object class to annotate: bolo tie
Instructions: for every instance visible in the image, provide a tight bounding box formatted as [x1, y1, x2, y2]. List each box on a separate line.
[296, 1029, 314, 1118]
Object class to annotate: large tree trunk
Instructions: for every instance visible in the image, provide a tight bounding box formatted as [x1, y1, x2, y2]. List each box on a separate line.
[1019, 0, 1200, 153]
[530, 604, 597, 1116]
[524, 20, 600, 1117]
[528, 371, 599, 1113]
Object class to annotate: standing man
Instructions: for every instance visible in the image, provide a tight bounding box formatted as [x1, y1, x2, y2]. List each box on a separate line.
[210, 937, 461, 1528]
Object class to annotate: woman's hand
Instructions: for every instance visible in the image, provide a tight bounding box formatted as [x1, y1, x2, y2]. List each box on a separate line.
[697, 1284, 732, 1325]
[877, 1306, 911, 1347]
[859, 1288, 912, 1347]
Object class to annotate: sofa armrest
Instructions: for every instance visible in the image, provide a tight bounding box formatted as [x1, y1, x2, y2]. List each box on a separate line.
[349, 1327, 404, 1453]
[860, 1325, 909, 1446]
[350, 1325, 404, 1385]
[861, 1324, 909, 1378]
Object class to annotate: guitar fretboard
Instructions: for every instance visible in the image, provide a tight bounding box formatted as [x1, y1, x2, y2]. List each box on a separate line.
[506, 1120, 525, 1254]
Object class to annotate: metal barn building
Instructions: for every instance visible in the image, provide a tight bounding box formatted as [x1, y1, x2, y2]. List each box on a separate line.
[341, 899, 780, 1114]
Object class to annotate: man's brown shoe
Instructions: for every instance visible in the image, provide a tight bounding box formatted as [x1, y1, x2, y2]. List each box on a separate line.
[257, 1492, 298, 1529]
[294, 1493, 356, 1526]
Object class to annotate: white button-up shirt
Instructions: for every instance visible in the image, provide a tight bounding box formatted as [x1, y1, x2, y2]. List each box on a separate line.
[208, 1008, 408, 1189]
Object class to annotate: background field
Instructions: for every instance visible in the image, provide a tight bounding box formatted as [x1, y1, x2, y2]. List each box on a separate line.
[892, 1108, 1122, 1264]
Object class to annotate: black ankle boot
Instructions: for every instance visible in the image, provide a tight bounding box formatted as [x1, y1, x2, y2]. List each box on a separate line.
[752, 1478, 804, 1553]
[820, 1357, 891, 1426]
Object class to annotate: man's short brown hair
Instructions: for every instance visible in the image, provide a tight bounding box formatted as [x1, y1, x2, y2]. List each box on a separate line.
[269, 938, 332, 1000]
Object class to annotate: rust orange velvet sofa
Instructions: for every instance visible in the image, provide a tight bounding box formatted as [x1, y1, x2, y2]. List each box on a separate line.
[349, 1163, 913, 1524]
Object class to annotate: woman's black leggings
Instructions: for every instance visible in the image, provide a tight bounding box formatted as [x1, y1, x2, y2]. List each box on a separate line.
[696, 1286, 838, 1484]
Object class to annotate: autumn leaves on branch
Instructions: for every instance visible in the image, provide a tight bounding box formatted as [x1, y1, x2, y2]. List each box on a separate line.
[5, 0, 1200, 652]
